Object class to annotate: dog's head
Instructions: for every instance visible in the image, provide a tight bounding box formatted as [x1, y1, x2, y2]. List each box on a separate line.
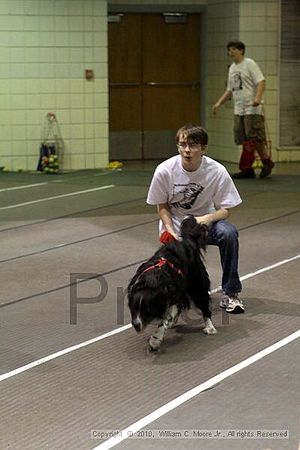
[128, 281, 168, 332]
[180, 216, 209, 248]
[128, 289, 166, 332]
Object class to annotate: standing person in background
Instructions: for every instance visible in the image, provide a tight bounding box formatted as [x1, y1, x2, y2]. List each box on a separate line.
[212, 40, 274, 179]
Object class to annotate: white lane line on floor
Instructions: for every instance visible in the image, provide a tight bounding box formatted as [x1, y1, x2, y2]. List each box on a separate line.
[0, 182, 48, 192]
[210, 253, 300, 295]
[93, 329, 300, 450]
[0, 252, 299, 383]
[0, 185, 115, 210]
[0, 324, 131, 382]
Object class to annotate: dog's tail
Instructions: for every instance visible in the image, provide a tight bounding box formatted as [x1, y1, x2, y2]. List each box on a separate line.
[180, 216, 208, 250]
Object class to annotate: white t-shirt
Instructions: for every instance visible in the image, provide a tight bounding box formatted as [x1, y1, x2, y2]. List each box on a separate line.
[227, 57, 265, 115]
[147, 155, 242, 235]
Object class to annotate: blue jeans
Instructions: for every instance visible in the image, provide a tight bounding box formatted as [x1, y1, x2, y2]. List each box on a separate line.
[207, 220, 242, 295]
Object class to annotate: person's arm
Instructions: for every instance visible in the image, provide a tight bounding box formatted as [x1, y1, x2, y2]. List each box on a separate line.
[195, 208, 229, 226]
[253, 80, 265, 106]
[212, 90, 232, 114]
[157, 203, 179, 240]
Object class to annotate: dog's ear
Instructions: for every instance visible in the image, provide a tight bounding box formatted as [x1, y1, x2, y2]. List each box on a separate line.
[180, 216, 197, 238]
[195, 223, 209, 240]
[193, 223, 209, 249]
[180, 217, 209, 249]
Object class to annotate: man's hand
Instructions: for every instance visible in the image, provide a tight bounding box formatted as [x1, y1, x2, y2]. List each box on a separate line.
[195, 214, 213, 226]
[212, 91, 232, 114]
[212, 103, 220, 115]
[252, 99, 261, 106]
[196, 208, 229, 225]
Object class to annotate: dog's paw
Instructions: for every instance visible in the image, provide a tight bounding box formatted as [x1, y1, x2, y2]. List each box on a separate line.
[148, 335, 162, 351]
[202, 325, 217, 335]
[202, 318, 217, 335]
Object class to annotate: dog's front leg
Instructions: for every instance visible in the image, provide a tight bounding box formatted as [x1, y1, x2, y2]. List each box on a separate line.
[202, 317, 217, 335]
[149, 306, 181, 350]
[149, 318, 169, 351]
[166, 304, 180, 329]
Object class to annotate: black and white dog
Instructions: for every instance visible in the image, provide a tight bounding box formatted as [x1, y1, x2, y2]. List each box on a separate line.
[127, 216, 217, 351]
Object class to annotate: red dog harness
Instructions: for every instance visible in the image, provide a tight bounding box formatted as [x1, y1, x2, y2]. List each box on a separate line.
[141, 257, 183, 277]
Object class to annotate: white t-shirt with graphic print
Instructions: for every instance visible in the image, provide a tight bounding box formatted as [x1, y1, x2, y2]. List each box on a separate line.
[147, 155, 242, 235]
[227, 57, 265, 116]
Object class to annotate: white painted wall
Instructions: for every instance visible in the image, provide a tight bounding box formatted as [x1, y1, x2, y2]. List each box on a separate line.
[0, 0, 297, 171]
[0, 0, 109, 171]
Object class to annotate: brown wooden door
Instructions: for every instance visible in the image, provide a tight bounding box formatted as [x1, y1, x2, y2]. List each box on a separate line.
[108, 13, 201, 160]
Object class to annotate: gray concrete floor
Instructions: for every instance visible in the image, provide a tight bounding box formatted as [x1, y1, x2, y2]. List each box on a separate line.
[0, 162, 299, 450]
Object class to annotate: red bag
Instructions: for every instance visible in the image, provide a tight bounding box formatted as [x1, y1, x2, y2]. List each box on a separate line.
[159, 231, 177, 244]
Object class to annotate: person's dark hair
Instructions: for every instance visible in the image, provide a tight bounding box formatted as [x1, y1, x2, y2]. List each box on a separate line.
[176, 124, 208, 146]
[227, 40, 245, 55]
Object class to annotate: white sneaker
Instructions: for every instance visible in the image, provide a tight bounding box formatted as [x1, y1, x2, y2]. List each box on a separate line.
[225, 294, 245, 314]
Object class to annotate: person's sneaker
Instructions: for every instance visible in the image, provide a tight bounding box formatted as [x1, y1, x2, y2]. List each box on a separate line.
[225, 294, 245, 314]
[231, 169, 256, 179]
[260, 159, 274, 178]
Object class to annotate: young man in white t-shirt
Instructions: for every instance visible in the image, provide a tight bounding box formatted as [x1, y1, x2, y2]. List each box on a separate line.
[147, 123, 244, 314]
[212, 40, 274, 179]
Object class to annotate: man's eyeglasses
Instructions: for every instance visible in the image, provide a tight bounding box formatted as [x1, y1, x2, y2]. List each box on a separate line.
[177, 142, 201, 151]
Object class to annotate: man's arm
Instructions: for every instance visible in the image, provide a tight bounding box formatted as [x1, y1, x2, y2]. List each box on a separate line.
[253, 80, 265, 106]
[195, 208, 229, 226]
[212, 90, 232, 114]
[157, 203, 179, 240]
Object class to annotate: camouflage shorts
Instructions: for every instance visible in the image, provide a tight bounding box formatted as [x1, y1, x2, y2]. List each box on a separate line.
[233, 114, 266, 145]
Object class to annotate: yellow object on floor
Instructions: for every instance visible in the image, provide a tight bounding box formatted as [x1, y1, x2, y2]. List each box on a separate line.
[106, 161, 124, 170]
